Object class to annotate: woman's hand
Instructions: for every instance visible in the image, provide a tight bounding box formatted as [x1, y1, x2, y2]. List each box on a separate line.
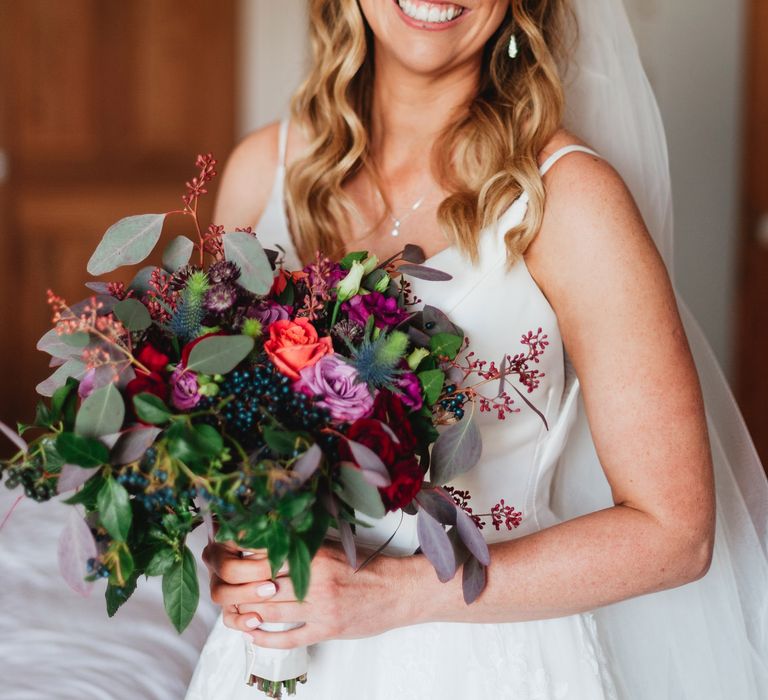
[202, 540, 414, 650]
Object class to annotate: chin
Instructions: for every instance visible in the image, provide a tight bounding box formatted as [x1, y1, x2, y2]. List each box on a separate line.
[360, 0, 508, 76]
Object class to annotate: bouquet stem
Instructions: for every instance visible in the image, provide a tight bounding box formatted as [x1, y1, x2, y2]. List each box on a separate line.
[244, 622, 309, 698]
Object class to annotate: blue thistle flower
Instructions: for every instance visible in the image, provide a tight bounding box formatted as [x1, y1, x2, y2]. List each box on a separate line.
[347, 330, 409, 390]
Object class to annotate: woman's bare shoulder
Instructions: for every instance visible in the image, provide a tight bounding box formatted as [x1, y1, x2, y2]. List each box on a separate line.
[212, 121, 283, 230]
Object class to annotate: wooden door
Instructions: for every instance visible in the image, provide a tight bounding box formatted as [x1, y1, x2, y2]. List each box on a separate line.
[734, 0, 768, 472]
[0, 0, 237, 432]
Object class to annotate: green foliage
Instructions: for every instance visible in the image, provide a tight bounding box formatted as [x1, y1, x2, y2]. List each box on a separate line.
[162, 235, 194, 272]
[114, 298, 152, 332]
[133, 393, 172, 425]
[87, 213, 167, 276]
[338, 464, 386, 518]
[56, 432, 110, 467]
[288, 537, 311, 601]
[222, 232, 273, 295]
[429, 332, 463, 360]
[162, 546, 199, 633]
[97, 476, 133, 542]
[75, 384, 125, 438]
[185, 335, 255, 374]
[418, 369, 446, 406]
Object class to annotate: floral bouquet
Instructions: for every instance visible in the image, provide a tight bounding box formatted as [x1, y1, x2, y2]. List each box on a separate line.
[0, 155, 547, 697]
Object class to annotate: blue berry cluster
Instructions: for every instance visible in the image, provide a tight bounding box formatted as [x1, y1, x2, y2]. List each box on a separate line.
[86, 557, 110, 579]
[1, 458, 55, 502]
[440, 385, 467, 420]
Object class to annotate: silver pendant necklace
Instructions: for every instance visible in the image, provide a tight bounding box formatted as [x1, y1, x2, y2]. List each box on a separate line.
[386, 195, 426, 237]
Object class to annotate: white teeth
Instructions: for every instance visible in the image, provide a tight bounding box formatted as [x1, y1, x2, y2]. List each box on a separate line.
[397, 0, 464, 24]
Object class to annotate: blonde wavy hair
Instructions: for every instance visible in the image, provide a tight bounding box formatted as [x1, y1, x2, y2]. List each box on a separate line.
[285, 0, 573, 266]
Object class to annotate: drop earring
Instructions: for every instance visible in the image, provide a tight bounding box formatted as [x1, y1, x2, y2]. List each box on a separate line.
[508, 33, 518, 59]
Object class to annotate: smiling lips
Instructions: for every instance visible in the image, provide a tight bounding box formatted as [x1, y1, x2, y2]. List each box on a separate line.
[396, 0, 466, 24]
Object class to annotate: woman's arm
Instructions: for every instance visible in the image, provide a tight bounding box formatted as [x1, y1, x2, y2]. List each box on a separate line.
[211, 151, 716, 648]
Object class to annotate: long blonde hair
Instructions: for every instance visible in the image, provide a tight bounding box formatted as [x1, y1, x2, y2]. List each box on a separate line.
[285, 0, 573, 265]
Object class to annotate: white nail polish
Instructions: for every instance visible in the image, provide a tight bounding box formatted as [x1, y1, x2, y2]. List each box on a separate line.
[246, 617, 262, 629]
[257, 581, 277, 597]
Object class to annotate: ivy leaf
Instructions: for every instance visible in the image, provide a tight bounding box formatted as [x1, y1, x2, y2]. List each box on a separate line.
[185, 334, 255, 374]
[132, 394, 172, 426]
[161, 546, 199, 633]
[75, 384, 125, 439]
[222, 232, 273, 295]
[429, 333, 463, 360]
[338, 463, 386, 519]
[97, 476, 132, 542]
[162, 235, 194, 272]
[87, 213, 167, 275]
[418, 368, 446, 406]
[288, 537, 311, 601]
[113, 298, 152, 332]
[429, 412, 482, 484]
[56, 432, 110, 468]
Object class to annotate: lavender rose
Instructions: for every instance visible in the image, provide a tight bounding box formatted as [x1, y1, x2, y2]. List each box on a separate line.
[343, 292, 409, 329]
[170, 366, 201, 411]
[294, 354, 375, 423]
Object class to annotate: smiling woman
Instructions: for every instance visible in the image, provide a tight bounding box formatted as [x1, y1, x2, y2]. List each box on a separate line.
[184, 0, 768, 698]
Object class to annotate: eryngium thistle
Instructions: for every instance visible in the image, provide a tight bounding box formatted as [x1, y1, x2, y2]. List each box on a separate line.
[347, 330, 409, 390]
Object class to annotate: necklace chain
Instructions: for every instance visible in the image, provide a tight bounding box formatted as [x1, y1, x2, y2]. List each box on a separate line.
[387, 195, 425, 237]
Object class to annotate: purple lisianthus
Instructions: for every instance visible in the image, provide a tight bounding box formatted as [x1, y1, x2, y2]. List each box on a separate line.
[395, 370, 423, 411]
[294, 354, 375, 423]
[170, 366, 201, 411]
[246, 301, 292, 328]
[342, 292, 409, 329]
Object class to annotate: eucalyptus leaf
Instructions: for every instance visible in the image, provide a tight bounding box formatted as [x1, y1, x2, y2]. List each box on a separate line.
[346, 440, 391, 487]
[337, 517, 357, 569]
[185, 334, 255, 374]
[401, 244, 426, 264]
[462, 555, 487, 604]
[57, 509, 97, 597]
[75, 384, 125, 438]
[415, 488, 457, 526]
[162, 546, 199, 633]
[36, 360, 87, 397]
[0, 419, 27, 454]
[416, 508, 456, 583]
[97, 476, 132, 542]
[69, 295, 117, 316]
[109, 426, 162, 465]
[162, 235, 195, 271]
[422, 305, 463, 337]
[397, 263, 453, 282]
[114, 298, 152, 332]
[38, 327, 83, 359]
[128, 265, 160, 295]
[455, 505, 490, 566]
[429, 413, 482, 484]
[339, 463, 386, 519]
[291, 444, 323, 485]
[57, 464, 100, 494]
[222, 231, 273, 295]
[60, 332, 90, 349]
[87, 213, 166, 275]
[56, 432, 110, 467]
[85, 281, 112, 294]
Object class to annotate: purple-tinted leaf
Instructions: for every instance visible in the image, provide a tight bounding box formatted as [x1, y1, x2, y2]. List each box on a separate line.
[0, 420, 27, 454]
[415, 488, 457, 526]
[36, 360, 87, 397]
[109, 426, 162, 465]
[416, 508, 456, 583]
[347, 440, 391, 487]
[401, 244, 426, 264]
[69, 294, 116, 316]
[320, 490, 340, 518]
[407, 326, 431, 348]
[337, 518, 357, 569]
[446, 366, 464, 385]
[398, 264, 453, 282]
[429, 413, 482, 484]
[510, 385, 549, 431]
[36, 328, 84, 360]
[422, 305, 462, 337]
[455, 506, 490, 566]
[85, 281, 112, 294]
[291, 444, 322, 485]
[49, 356, 67, 368]
[58, 509, 97, 597]
[194, 496, 215, 542]
[57, 464, 100, 494]
[462, 555, 487, 604]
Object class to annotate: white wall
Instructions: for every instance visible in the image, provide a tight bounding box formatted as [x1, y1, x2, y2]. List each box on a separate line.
[239, 0, 744, 376]
[238, 0, 309, 136]
[625, 0, 745, 376]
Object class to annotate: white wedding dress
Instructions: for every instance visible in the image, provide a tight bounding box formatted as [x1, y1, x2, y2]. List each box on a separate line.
[185, 117, 621, 699]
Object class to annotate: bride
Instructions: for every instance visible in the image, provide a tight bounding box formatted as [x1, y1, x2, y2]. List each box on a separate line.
[187, 0, 768, 698]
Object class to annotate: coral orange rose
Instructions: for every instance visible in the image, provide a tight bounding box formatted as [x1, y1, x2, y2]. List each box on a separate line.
[264, 318, 333, 380]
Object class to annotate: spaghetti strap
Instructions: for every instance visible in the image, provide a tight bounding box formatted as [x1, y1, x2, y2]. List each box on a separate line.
[277, 116, 290, 171]
[539, 144, 600, 176]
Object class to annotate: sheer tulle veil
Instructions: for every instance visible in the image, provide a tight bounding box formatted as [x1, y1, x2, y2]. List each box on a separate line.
[550, 0, 768, 696]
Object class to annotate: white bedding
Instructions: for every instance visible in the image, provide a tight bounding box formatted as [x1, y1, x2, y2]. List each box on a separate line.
[0, 487, 218, 699]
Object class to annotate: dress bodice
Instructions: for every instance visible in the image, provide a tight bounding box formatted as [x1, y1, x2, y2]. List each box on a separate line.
[254, 117, 598, 552]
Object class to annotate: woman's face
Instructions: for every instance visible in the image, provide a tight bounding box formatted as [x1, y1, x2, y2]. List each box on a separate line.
[357, 0, 509, 76]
